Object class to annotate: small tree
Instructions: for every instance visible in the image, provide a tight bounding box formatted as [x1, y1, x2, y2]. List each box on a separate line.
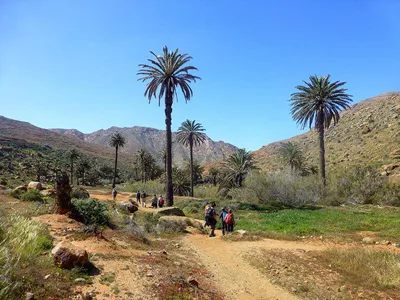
[176, 120, 206, 197]
[109, 132, 126, 188]
[68, 149, 79, 186]
[278, 142, 305, 173]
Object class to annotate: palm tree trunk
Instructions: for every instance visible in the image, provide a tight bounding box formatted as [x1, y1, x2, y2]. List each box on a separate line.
[189, 138, 194, 197]
[70, 160, 74, 186]
[318, 124, 326, 186]
[165, 92, 174, 206]
[113, 145, 118, 188]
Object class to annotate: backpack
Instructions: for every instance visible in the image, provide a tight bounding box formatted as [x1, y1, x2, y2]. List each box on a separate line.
[159, 198, 164, 205]
[225, 213, 234, 225]
[205, 207, 214, 218]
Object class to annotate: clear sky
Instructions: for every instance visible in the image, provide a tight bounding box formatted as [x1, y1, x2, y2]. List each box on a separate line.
[0, 0, 399, 150]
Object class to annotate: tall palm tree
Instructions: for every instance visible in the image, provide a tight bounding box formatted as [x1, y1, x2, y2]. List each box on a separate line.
[109, 132, 126, 188]
[68, 149, 79, 186]
[176, 120, 206, 197]
[278, 142, 305, 172]
[138, 46, 200, 206]
[290, 75, 352, 185]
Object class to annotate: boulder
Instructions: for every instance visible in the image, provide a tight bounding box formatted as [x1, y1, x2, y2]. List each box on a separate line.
[40, 189, 55, 197]
[0, 184, 6, 190]
[27, 181, 43, 191]
[119, 201, 138, 213]
[158, 216, 203, 231]
[362, 237, 375, 244]
[14, 185, 27, 192]
[154, 207, 185, 217]
[51, 241, 88, 269]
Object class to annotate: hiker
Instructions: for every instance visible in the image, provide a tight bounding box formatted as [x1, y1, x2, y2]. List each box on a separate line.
[203, 202, 210, 227]
[136, 190, 141, 204]
[219, 207, 228, 235]
[141, 191, 147, 200]
[112, 188, 117, 201]
[151, 194, 158, 209]
[205, 202, 217, 237]
[225, 208, 235, 233]
[158, 195, 165, 208]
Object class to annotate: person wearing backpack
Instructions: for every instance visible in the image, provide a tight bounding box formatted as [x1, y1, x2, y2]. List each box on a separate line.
[136, 190, 141, 204]
[219, 207, 228, 236]
[151, 194, 158, 209]
[112, 188, 117, 201]
[205, 202, 217, 237]
[158, 195, 165, 208]
[203, 202, 210, 227]
[225, 208, 235, 233]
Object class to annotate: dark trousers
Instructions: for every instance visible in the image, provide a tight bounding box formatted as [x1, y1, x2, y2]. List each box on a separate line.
[221, 221, 227, 235]
[227, 224, 234, 233]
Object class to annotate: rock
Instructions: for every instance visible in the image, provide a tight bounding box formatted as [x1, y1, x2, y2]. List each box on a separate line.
[154, 207, 185, 217]
[0, 185, 6, 190]
[27, 181, 43, 191]
[44, 274, 51, 280]
[338, 285, 347, 292]
[126, 202, 138, 213]
[187, 276, 199, 287]
[146, 273, 154, 277]
[160, 250, 167, 255]
[51, 241, 88, 269]
[291, 287, 297, 293]
[82, 292, 93, 300]
[41, 189, 55, 197]
[71, 187, 90, 199]
[26, 292, 35, 300]
[237, 229, 247, 234]
[14, 185, 27, 192]
[75, 278, 86, 282]
[362, 237, 375, 244]
[158, 216, 203, 231]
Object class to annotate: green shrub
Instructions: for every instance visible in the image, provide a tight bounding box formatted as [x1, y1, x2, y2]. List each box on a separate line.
[71, 187, 90, 199]
[71, 198, 109, 226]
[0, 215, 53, 299]
[9, 189, 25, 199]
[230, 172, 323, 205]
[20, 189, 44, 202]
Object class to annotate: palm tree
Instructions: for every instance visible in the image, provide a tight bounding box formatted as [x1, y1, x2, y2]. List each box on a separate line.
[77, 158, 91, 186]
[109, 132, 126, 188]
[68, 149, 79, 186]
[208, 167, 219, 186]
[138, 46, 200, 206]
[220, 149, 256, 191]
[290, 75, 352, 185]
[176, 120, 206, 197]
[278, 142, 305, 172]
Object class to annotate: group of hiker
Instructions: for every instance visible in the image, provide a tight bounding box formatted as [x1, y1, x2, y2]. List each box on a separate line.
[135, 190, 164, 208]
[204, 202, 235, 237]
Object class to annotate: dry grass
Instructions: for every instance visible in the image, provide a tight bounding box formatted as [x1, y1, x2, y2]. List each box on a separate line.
[319, 247, 400, 289]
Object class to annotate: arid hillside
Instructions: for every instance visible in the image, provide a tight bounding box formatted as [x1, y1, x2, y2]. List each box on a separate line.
[253, 92, 400, 177]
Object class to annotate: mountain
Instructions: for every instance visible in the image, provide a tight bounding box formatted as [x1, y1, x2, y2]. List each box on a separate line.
[50, 126, 238, 166]
[253, 92, 400, 179]
[0, 116, 116, 158]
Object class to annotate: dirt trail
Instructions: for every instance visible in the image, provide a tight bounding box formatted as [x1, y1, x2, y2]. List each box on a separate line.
[183, 232, 327, 300]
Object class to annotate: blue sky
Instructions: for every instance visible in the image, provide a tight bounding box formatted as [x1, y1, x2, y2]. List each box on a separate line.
[0, 0, 399, 150]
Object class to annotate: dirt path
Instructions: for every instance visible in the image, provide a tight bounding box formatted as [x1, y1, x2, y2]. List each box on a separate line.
[182, 232, 327, 300]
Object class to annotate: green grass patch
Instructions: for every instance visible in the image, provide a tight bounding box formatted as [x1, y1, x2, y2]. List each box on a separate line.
[235, 205, 400, 241]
